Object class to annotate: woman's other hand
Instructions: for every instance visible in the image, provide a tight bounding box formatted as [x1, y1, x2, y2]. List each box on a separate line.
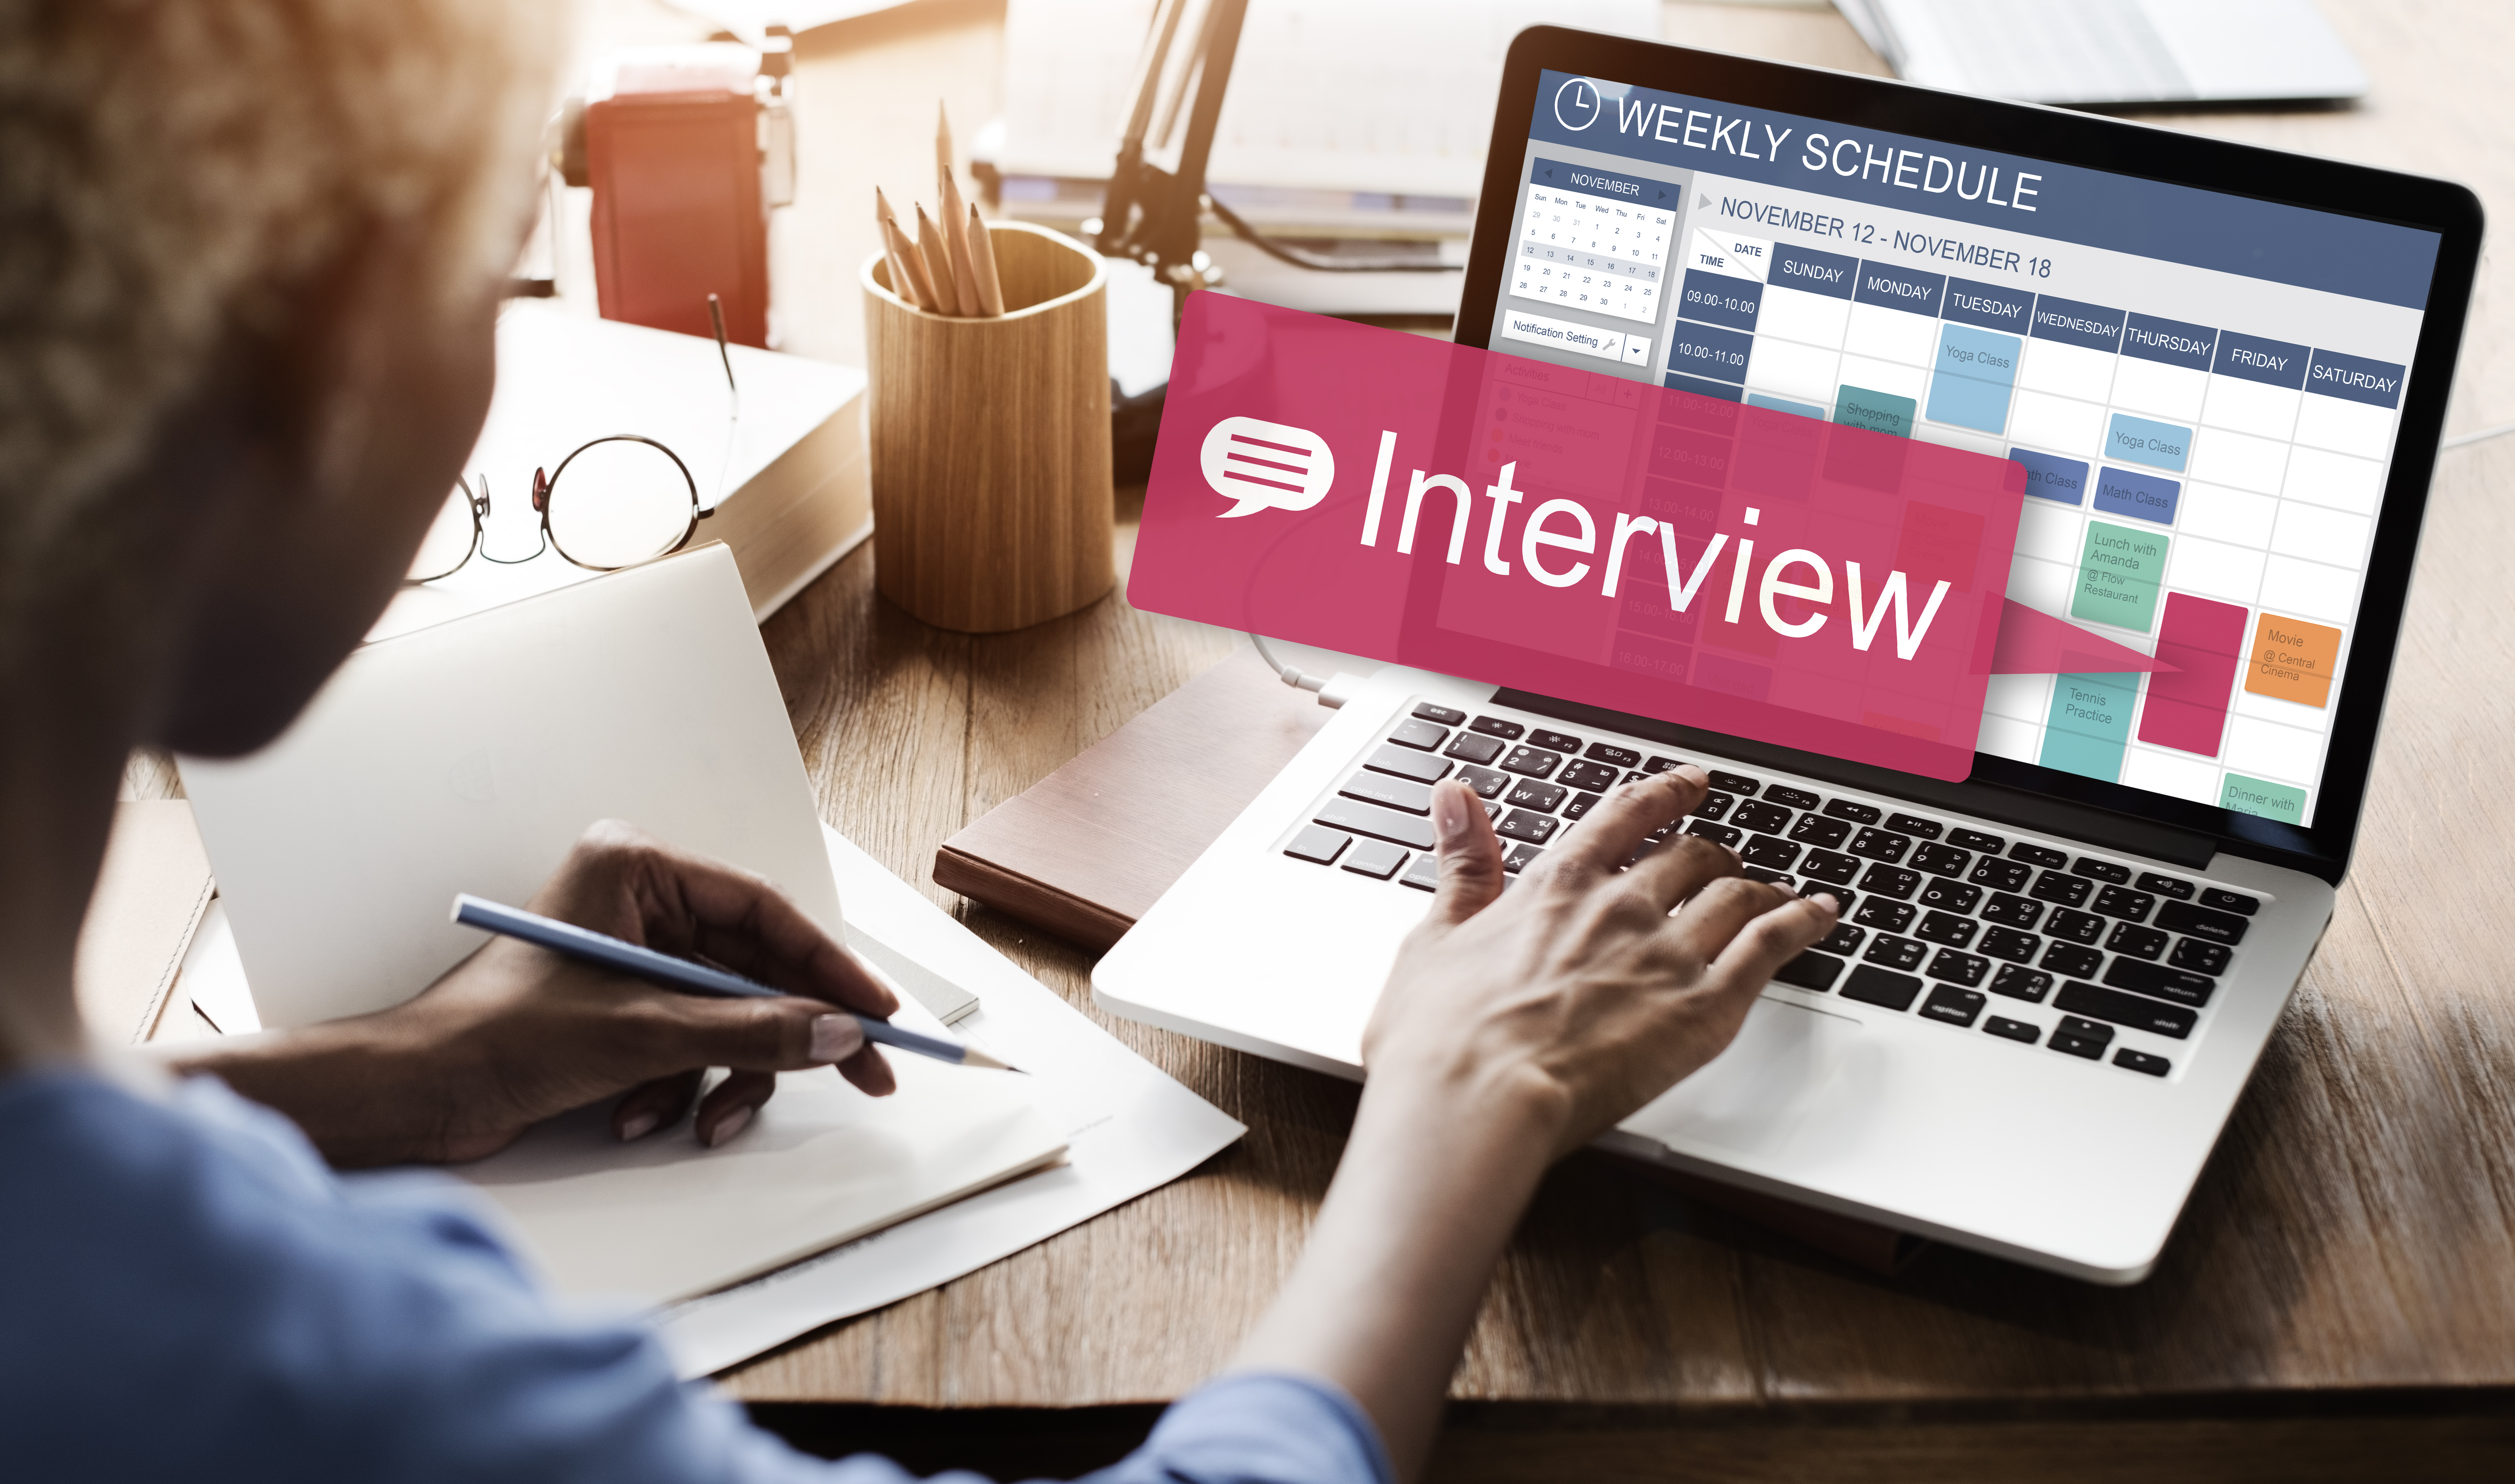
[1236, 765, 1838, 1481]
[1366, 767, 1841, 1156]
[174, 820, 897, 1166]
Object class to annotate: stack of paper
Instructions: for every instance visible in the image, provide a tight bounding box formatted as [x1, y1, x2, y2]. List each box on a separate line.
[651, 821, 1244, 1375]
[175, 546, 1241, 1369]
[984, 0, 1659, 316]
[992, 0, 1659, 199]
[464, 1048, 1068, 1307]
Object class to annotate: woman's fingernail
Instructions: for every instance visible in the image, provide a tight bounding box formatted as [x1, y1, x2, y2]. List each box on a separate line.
[1431, 782, 1473, 841]
[1808, 890, 1844, 917]
[705, 1105, 755, 1148]
[811, 1013, 864, 1063]
[618, 1111, 659, 1143]
[1673, 764, 1710, 787]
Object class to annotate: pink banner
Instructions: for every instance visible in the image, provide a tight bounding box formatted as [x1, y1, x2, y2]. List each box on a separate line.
[2137, 592, 2250, 757]
[1129, 294, 2031, 781]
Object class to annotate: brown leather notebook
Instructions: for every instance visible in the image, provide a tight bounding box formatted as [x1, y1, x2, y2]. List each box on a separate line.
[936, 648, 1333, 953]
[934, 648, 1920, 1275]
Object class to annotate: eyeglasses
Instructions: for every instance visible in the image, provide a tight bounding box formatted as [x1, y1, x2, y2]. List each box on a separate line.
[409, 294, 744, 584]
[405, 434, 714, 582]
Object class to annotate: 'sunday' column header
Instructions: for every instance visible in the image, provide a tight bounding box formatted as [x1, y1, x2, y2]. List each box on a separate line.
[1530, 71, 2441, 310]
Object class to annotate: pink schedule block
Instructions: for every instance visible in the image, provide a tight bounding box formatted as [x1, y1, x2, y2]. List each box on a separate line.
[2137, 592, 2249, 757]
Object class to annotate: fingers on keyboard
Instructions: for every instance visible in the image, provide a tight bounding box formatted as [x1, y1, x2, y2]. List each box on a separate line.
[1550, 767, 1706, 872]
[1626, 831, 1750, 909]
[1339, 706, 2241, 1080]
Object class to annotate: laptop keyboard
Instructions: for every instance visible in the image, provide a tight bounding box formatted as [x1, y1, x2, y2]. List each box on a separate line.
[1281, 699, 2271, 1082]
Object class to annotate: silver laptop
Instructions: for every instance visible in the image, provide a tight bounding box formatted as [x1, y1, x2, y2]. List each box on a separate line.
[1095, 29, 2479, 1282]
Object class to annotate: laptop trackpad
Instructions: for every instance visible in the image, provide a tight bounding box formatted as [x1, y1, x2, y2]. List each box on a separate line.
[1619, 995, 1862, 1159]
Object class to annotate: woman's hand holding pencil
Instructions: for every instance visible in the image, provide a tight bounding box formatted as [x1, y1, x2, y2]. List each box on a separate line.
[187, 821, 912, 1165]
[876, 102, 1006, 317]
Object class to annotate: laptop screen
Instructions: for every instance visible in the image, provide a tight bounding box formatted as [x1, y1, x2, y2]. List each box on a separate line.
[1486, 70, 2445, 832]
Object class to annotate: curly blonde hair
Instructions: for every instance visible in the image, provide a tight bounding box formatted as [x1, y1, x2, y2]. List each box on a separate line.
[0, 0, 562, 577]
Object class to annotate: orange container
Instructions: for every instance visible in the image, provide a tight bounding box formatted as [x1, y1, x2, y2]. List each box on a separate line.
[584, 81, 769, 347]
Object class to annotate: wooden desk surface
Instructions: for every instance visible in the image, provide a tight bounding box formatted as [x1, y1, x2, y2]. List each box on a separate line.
[586, 0, 2515, 1459]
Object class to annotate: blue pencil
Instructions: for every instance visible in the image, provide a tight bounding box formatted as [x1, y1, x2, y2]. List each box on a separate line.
[450, 894, 1022, 1072]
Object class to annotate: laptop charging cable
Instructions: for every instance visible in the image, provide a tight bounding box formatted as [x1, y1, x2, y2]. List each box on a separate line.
[1250, 634, 1361, 710]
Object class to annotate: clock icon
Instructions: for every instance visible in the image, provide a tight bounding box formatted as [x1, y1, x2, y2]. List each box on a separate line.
[1553, 77, 1600, 131]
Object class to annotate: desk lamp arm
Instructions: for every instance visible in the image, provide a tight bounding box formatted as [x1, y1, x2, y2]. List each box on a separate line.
[1096, 0, 1246, 293]
[1093, 0, 1462, 304]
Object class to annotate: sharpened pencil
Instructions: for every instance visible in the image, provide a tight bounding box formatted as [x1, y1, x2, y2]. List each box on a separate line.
[881, 213, 940, 312]
[874, 188, 927, 311]
[913, 205, 960, 318]
[965, 202, 1005, 316]
[939, 168, 982, 316]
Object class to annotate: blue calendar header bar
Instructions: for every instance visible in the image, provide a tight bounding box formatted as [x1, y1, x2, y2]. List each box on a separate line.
[1528, 156, 1678, 210]
[1530, 71, 2440, 310]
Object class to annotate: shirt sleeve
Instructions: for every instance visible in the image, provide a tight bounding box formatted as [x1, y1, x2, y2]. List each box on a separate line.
[1, 1070, 1388, 1484]
[1076, 1373, 1394, 1484]
[817, 1373, 1391, 1484]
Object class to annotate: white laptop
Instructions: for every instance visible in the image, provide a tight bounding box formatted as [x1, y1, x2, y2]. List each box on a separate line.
[1093, 28, 2480, 1282]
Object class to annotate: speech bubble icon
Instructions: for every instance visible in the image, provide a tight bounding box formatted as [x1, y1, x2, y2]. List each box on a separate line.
[1200, 416, 1337, 518]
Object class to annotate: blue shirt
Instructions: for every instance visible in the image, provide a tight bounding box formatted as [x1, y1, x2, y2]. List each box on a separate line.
[0, 1068, 1391, 1484]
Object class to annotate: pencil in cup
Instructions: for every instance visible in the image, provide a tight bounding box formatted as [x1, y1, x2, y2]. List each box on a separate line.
[931, 101, 1004, 316]
[874, 189, 937, 313]
[965, 202, 1005, 316]
[879, 163, 1002, 316]
[938, 170, 982, 316]
[911, 205, 961, 318]
[449, 894, 1022, 1072]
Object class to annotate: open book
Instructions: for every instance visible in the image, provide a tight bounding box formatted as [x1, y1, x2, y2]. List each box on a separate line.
[373, 303, 869, 644]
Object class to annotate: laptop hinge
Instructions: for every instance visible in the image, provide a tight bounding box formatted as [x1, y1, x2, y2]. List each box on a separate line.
[1492, 689, 2219, 870]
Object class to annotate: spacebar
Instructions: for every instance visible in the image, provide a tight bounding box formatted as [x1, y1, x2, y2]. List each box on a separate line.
[1314, 797, 1437, 850]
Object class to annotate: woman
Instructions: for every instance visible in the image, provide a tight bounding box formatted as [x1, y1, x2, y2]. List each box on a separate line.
[0, 4, 1836, 1480]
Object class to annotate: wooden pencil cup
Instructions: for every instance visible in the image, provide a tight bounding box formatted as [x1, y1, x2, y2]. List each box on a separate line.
[861, 222, 1115, 633]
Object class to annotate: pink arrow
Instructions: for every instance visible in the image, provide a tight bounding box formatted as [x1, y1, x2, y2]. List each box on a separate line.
[1982, 598, 2179, 675]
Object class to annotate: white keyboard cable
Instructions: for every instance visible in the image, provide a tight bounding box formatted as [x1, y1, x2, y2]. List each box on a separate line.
[2443, 419, 2515, 450]
[1249, 633, 1361, 710]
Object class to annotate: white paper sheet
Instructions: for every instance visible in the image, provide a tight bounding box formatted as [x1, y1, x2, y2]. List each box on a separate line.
[648, 823, 1245, 1378]
[179, 901, 261, 1035]
[460, 1023, 1069, 1307]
